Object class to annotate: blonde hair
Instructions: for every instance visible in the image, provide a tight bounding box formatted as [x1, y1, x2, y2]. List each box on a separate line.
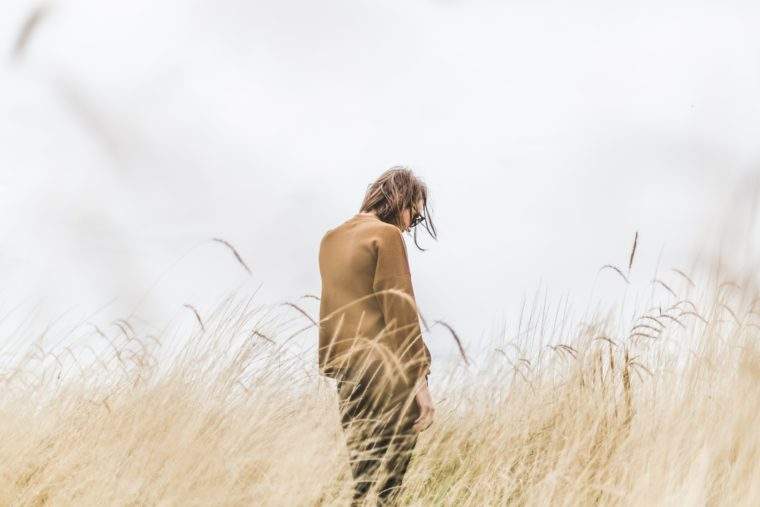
[360, 166, 437, 251]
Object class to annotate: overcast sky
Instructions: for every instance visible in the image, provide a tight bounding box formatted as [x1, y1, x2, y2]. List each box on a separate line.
[2, 0, 760, 370]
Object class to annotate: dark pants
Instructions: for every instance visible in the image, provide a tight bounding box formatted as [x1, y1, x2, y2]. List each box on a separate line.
[336, 375, 420, 507]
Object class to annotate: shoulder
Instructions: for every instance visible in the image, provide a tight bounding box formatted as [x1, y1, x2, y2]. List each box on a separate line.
[319, 226, 337, 251]
[319, 227, 333, 242]
[366, 220, 402, 238]
[364, 221, 404, 249]
[371, 224, 410, 262]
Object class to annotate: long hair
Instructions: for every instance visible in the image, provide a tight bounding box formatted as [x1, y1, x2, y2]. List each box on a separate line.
[359, 166, 437, 251]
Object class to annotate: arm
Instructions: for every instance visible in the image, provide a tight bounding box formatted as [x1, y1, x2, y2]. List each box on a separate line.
[372, 226, 432, 384]
[412, 375, 435, 433]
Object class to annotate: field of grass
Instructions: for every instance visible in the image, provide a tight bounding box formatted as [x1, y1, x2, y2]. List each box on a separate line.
[2, 253, 760, 506]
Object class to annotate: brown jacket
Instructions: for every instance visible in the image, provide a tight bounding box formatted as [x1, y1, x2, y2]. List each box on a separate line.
[318, 212, 432, 386]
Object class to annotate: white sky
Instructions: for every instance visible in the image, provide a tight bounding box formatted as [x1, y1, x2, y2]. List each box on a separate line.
[1, 0, 760, 370]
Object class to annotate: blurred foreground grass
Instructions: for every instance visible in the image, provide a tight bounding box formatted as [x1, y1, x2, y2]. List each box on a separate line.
[2, 262, 760, 506]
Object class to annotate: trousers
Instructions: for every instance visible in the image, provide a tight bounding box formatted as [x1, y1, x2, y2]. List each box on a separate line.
[336, 374, 420, 507]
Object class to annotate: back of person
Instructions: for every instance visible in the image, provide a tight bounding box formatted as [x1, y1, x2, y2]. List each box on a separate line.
[319, 211, 429, 398]
[318, 212, 390, 379]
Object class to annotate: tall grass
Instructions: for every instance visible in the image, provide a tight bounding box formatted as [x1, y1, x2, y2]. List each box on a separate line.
[1, 256, 760, 506]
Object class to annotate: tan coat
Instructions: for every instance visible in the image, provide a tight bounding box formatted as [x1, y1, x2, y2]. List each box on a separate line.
[318, 213, 431, 387]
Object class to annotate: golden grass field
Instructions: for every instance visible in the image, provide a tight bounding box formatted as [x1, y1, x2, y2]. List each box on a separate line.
[2, 250, 760, 506]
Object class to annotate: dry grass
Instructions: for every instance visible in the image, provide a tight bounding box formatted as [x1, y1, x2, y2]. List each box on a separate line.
[1, 259, 760, 506]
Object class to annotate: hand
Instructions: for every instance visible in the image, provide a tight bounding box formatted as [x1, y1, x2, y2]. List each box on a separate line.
[412, 377, 434, 433]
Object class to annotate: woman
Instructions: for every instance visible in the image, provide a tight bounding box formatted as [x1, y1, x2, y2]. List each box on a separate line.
[318, 167, 437, 506]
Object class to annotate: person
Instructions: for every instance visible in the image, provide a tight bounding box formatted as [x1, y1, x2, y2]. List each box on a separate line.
[318, 166, 437, 506]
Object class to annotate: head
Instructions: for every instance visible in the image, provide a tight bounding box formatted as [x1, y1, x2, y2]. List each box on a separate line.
[359, 166, 437, 251]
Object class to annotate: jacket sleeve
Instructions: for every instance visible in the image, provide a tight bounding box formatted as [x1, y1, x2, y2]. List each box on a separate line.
[372, 226, 431, 383]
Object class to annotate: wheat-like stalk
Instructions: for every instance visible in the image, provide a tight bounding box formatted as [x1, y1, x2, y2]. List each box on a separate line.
[212, 238, 252, 275]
